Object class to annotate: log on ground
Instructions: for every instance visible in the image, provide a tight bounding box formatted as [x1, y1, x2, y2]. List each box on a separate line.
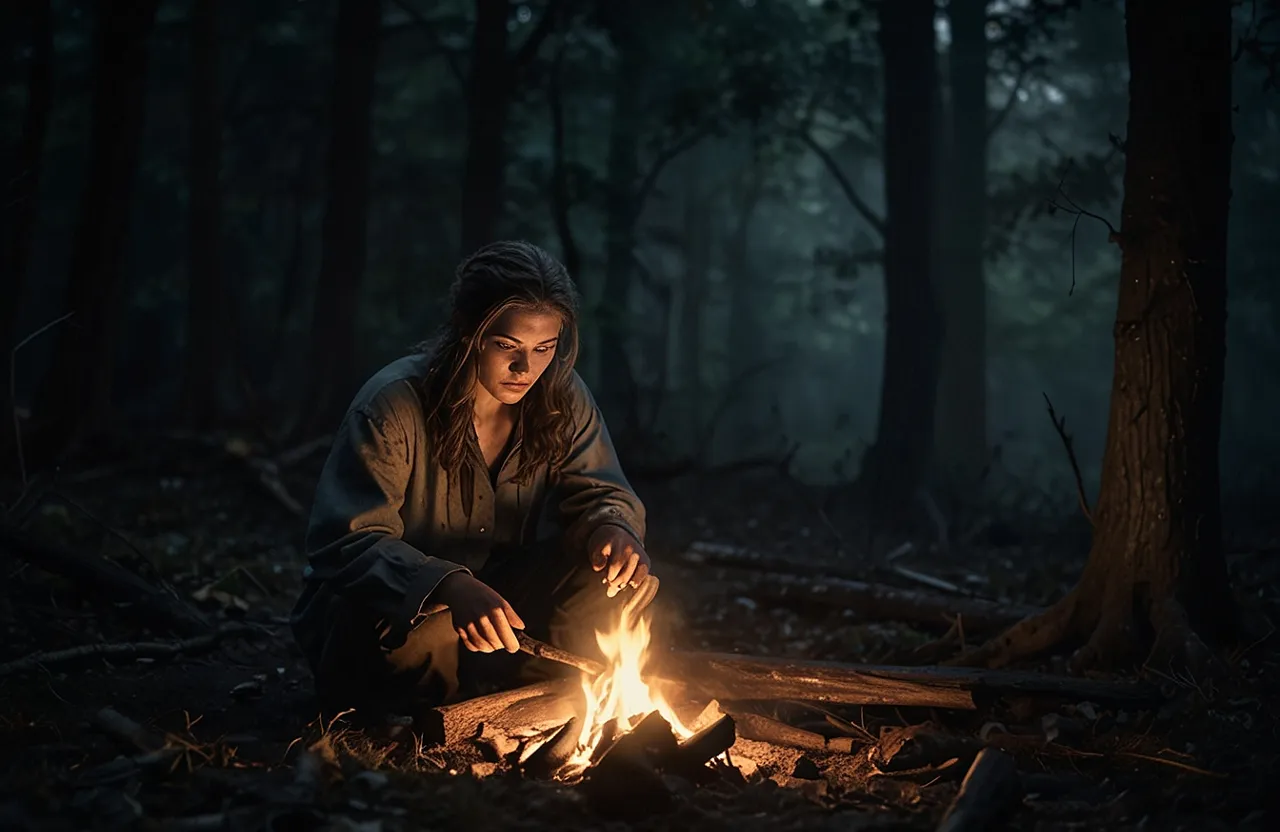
[663, 652, 1162, 710]
[0, 525, 210, 635]
[936, 748, 1022, 832]
[418, 677, 582, 747]
[743, 572, 1042, 633]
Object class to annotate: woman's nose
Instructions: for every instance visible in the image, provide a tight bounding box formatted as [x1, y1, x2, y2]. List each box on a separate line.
[509, 352, 529, 373]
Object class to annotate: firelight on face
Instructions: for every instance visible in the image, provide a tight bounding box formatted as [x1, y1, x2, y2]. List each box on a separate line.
[474, 306, 562, 406]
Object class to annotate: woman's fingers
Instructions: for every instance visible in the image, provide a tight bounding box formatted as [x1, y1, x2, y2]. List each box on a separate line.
[606, 544, 632, 583]
[457, 627, 480, 653]
[465, 622, 493, 653]
[629, 560, 650, 589]
[607, 551, 640, 598]
[481, 611, 519, 653]
[591, 540, 611, 572]
[501, 600, 526, 632]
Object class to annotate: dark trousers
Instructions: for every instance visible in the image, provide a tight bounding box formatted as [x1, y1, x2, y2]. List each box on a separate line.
[309, 540, 631, 720]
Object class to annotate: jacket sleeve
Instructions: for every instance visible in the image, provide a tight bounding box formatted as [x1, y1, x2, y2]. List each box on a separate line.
[552, 373, 647, 556]
[302, 384, 468, 639]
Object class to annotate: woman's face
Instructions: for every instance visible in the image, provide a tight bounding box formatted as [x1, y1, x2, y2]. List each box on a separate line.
[473, 305, 562, 407]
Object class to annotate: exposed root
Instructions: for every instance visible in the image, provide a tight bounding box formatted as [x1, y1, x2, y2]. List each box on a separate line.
[1067, 583, 1141, 672]
[945, 589, 1085, 669]
[1143, 596, 1227, 686]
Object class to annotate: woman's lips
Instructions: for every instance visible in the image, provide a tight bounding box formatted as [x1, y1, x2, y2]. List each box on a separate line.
[502, 381, 529, 389]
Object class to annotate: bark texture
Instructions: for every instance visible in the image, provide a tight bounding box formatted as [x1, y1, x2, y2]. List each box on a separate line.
[857, 0, 943, 523]
[304, 0, 381, 430]
[29, 0, 160, 461]
[934, 0, 989, 487]
[458, 0, 511, 256]
[1, 0, 53, 474]
[964, 0, 1235, 673]
[181, 0, 227, 427]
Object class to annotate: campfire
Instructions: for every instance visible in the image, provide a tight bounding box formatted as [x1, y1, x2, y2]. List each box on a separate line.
[521, 606, 717, 783]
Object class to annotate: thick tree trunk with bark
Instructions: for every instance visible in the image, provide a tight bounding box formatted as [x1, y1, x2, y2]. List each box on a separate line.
[181, 0, 227, 428]
[935, 0, 989, 487]
[304, 0, 380, 431]
[458, 0, 511, 256]
[857, 0, 942, 523]
[596, 26, 642, 432]
[963, 0, 1235, 673]
[1, 0, 53, 473]
[28, 0, 159, 463]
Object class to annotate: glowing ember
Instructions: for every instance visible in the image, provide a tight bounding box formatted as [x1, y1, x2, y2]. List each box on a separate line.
[558, 609, 691, 779]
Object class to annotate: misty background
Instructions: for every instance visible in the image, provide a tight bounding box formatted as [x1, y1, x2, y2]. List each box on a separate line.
[3, 0, 1278, 527]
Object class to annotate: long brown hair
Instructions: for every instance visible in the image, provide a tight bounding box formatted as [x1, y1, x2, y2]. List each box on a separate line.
[418, 241, 581, 484]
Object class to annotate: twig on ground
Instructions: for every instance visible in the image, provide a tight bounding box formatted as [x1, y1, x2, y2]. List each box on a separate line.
[1116, 751, 1226, 778]
[0, 623, 262, 678]
[1041, 393, 1093, 527]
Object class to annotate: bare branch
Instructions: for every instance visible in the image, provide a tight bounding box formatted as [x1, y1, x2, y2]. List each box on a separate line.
[1042, 392, 1092, 527]
[986, 62, 1029, 140]
[629, 127, 712, 225]
[798, 132, 885, 238]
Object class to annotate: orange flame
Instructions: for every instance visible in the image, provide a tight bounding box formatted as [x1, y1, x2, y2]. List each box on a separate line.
[558, 609, 691, 778]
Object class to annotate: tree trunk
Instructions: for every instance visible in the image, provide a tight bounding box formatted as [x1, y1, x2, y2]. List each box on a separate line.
[458, 0, 511, 256]
[963, 0, 1235, 673]
[858, 0, 942, 524]
[680, 175, 712, 456]
[28, 0, 160, 463]
[180, 0, 226, 428]
[934, 0, 989, 488]
[303, 0, 380, 431]
[547, 46, 580, 281]
[596, 28, 642, 433]
[1, 0, 53, 473]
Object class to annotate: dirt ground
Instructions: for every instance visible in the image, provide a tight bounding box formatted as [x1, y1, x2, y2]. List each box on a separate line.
[1, 434, 1277, 831]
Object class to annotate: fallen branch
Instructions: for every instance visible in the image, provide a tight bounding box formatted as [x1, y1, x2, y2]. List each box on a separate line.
[727, 710, 855, 754]
[0, 524, 210, 635]
[1042, 392, 1092, 526]
[936, 748, 1022, 832]
[0, 624, 261, 678]
[744, 571, 1042, 634]
[662, 652, 1162, 711]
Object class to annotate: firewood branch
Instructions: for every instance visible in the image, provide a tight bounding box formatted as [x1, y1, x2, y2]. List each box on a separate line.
[0, 624, 263, 679]
[1041, 392, 1093, 526]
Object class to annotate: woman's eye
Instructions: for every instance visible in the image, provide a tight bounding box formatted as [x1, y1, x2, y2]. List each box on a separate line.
[535, 346, 552, 354]
[496, 342, 516, 351]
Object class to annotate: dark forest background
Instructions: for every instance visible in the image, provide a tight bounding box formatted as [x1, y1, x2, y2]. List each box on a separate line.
[2, 0, 1278, 527]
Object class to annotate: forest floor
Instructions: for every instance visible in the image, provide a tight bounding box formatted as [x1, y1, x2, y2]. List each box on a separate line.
[0, 433, 1277, 831]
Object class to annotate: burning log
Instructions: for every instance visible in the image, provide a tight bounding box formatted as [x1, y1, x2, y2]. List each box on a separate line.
[664, 652, 1162, 710]
[521, 717, 581, 780]
[418, 678, 580, 747]
[935, 748, 1022, 832]
[659, 714, 737, 779]
[580, 734, 673, 819]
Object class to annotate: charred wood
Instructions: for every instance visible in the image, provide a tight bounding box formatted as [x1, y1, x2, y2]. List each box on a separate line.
[935, 748, 1022, 832]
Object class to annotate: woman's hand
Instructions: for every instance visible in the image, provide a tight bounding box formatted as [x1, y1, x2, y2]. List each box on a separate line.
[588, 526, 651, 598]
[435, 572, 526, 653]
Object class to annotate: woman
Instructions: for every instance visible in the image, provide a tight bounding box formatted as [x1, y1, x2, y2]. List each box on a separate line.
[292, 241, 652, 719]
